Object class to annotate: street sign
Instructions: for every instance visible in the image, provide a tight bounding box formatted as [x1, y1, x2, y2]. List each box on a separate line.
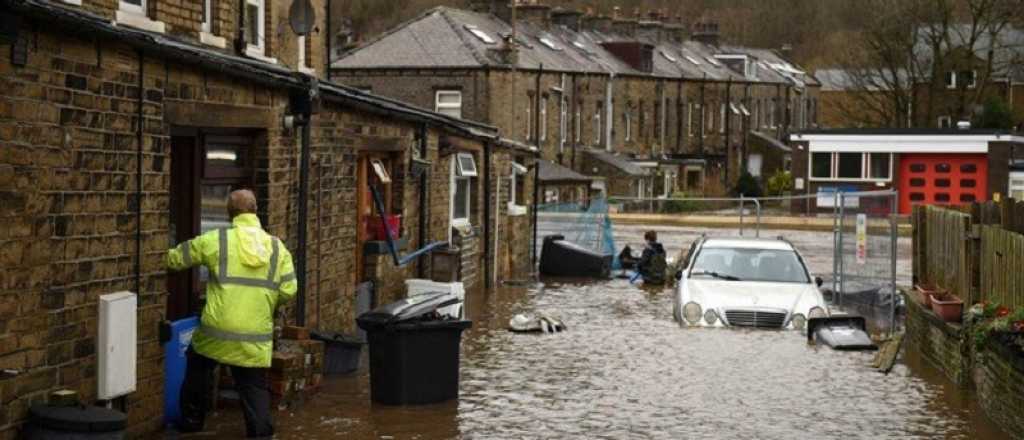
[856, 213, 867, 265]
[289, 0, 316, 36]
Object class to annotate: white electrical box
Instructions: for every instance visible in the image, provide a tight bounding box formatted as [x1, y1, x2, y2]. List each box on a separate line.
[98, 291, 137, 400]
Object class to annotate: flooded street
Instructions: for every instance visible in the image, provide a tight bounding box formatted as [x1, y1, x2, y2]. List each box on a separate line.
[208, 278, 1005, 439]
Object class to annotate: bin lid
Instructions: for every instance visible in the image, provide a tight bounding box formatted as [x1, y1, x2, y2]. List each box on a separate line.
[310, 330, 364, 346]
[29, 405, 127, 432]
[356, 291, 462, 330]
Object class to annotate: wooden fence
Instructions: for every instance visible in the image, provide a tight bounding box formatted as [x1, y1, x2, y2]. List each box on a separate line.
[914, 198, 1024, 309]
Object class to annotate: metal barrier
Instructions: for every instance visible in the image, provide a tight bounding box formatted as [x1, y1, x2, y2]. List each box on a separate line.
[834, 190, 900, 336]
[607, 196, 763, 237]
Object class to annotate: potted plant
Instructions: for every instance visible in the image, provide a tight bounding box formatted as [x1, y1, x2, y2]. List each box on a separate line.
[914, 283, 946, 307]
[930, 291, 964, 323]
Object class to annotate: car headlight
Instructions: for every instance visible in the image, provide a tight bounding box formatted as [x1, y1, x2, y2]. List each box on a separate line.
[683, 302, 702, 324]
[704, 309, 718, 325]
[790, 313, 807, 330]
[808, 307, 827, 319]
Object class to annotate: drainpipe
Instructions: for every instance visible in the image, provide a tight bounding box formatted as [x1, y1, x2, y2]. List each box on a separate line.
[135, 49, 144, 298]
[725, 80, 732, 182]
[325, 0, 331, 73]
[532, 65, 543, 270]
[417, 124, 428, 279]
[784, 85, 792, 138]
[235, 0, 246, 54]
[675, 75, 683, 153]
[699, 75, 706, 155]
[741, 84, 750, 175]
[492, 152, 501, 287]
[531, 156, 540, 269]
[294, 77, 316, 326]
[571, 73, 579, 169]
[483, 142, 492, 289]
[605, 72, 614, 152]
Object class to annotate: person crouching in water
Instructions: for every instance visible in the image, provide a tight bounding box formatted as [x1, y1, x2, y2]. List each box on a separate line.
[637, 230, 667, 285]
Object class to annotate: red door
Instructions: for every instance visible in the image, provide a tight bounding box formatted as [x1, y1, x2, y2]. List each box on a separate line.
[898, 154, 988, 214]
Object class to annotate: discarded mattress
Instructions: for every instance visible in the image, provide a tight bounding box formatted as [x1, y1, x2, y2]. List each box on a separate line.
[509, 314, 567, 334]
[807, 316, 877, 351]
[539, 235, 612, 278]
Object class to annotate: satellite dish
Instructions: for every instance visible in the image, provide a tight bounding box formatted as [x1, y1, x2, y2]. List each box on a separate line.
[289, 0, 316, 36]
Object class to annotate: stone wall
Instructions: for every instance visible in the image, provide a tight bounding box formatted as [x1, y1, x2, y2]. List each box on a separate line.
[973, 338, 1024, 438]
[905, 296, 970, 385]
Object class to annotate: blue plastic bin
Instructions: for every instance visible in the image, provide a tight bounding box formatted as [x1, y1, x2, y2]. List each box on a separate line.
[163, 317, 199, 426]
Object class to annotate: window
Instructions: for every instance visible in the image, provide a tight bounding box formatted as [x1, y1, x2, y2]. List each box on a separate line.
[465, 25, 496, 44]
[456, 152, 478, 177]
[638, 102, 646, 140]
[451, 153, 477, 226]
[909, 178, 926, 187]
[202, 0, 213, 32]
[748, 154, 763, 177]
[700, 104, 706, 138]
[945, 71, 956, 89]
[960, 70, 976, 89]
[508, 161, 528, 215]
[575, 103, 582, 143]
[935, 163, 951, 173]
[769, 99, 776, 128]
[435, 91, 462, 119]
[938, 116, 952, 128]
[120, 0, 145, 14]
[526, 96, 533, 140]
[811, 153, 831, 179]
[539, 36, 561, 51]
[910, 193, 926, 202]
[559, 95, 567, 149]
[960, 179, 977, 188]
[960, 164, 978, 173]
[909, 163, 927, 173]
[719, 103, 726, 134]
[624, 111, 632, 142]
[961, 194, 977, 202]
[935, 193, 951, 202]
[244, 0, 265, 55]
[297, 36, 310, 70]
[594, 103, 602, 146]
[370, 159, 392, 184]
[868, 153, 891, 179]
[540, 96, 548, 142]
[837, 153, 863, 179]
[935, 178, 951, 188]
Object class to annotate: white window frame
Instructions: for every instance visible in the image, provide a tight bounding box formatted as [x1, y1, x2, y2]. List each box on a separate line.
[297, 35, 315, 73]
[540, 96, 548, 142]
[435, 90, 463, 119]
[594, 109, 602, 146]
[964, 70, 977, 89]
[526, 99, 533, 140]
[575, 106, 582, 143]
[450, 154, 477, 229]
[119, 0, 145, 15]
[700, 104, 706, 138]
[202, 0, 213, 32]
[938, 115, 952, 128]
[624, 111, 632, 142]
[808, 152, 894, 183]
[244, 0, 266, 57]
[719, 103, 727, 134]
[637, 178, 646, 198]
[508, 162, 528, 216]
[559, 95, 567, 151]
[659, 94, 667, 148]
[945, 71, 957, 89]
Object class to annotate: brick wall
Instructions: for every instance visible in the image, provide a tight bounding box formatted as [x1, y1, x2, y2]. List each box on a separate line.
[973, 338, 1024, 439]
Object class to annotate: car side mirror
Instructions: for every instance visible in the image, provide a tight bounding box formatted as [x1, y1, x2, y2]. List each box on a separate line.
[815, 276, 824, 287]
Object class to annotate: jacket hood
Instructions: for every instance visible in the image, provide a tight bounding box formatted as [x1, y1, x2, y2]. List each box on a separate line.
[233, 214, 272, 268]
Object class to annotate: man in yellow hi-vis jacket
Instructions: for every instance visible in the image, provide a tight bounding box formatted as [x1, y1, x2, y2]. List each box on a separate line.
[166, 189, 296, 438]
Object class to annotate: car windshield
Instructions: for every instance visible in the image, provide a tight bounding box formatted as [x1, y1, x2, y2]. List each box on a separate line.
[690, 247, 809, 283]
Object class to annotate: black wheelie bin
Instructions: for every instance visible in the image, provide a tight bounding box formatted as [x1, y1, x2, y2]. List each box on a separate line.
[356, 292, 472, 405]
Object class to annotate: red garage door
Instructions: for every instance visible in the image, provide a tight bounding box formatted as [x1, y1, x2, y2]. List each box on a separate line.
[899, 154, 988, 214]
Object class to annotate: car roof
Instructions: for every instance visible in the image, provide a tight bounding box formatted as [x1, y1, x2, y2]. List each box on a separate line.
[700, 237, 795, 251]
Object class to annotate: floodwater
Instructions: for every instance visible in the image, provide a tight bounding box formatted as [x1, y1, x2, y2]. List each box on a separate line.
[203, 284, 1006, 439]
[199, 228, 1006, 439]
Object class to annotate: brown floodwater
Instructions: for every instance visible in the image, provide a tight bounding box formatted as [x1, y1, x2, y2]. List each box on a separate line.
[201, 277, 1008, 440]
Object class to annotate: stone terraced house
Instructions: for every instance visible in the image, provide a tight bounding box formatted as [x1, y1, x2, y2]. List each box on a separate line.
[0, 0, 537, 436]
[330, 1, 821, 203]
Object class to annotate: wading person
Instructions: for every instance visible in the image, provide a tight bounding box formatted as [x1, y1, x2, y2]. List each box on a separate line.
[165, 189, 297, 438]
[637, 230, 667, 285]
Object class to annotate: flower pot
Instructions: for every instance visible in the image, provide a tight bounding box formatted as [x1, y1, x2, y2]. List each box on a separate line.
[915, 284, 946, 307]
[930, 294, 963, 323]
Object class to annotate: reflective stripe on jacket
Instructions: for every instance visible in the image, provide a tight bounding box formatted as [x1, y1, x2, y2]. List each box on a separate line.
[165, 213, 297, 368]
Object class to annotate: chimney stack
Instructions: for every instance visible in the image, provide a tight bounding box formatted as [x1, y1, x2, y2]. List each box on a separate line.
[637, 20, 665, 44]
[582, 14, 613, 34]
[515, 3, 553, 29]
[691, 22, 720, 46]
[552, 8, 583, 32]
[612, 16, 639, 37]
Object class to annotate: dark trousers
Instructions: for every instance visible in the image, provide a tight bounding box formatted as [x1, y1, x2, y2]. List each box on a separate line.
[179, 347, 274, 438]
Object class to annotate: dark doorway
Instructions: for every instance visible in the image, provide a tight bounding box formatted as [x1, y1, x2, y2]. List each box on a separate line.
[167, 129, 256, 321]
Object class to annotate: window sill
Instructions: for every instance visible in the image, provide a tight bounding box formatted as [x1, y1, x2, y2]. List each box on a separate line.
[115, 10, 166, 34]
[200, 31, 227, 49]
[244, 47, 278, 64]
[62, 0, 82, 5]
[298, 66, 317, 76]
[507, 204, 527, 216]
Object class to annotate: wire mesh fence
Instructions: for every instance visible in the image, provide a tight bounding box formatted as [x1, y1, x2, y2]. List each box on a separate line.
[834, 191, 900, 335]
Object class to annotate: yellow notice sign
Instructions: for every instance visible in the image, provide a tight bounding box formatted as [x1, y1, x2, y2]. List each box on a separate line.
[856, 214, 867, 265]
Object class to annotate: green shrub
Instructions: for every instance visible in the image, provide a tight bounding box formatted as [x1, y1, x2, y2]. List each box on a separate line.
[766, 170, 793, 196]
[664, 191, 706, 213]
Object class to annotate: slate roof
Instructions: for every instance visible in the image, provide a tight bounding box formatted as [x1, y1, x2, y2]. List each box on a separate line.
[815, 68, 911, 92]
[749, 130, 791, 152]
[5, 0, 513, 145]
[585, 149, 651, 176]
[913, 24, 1024, 82]
[333, 6, 815, 86]
[538, 159, 592, 182]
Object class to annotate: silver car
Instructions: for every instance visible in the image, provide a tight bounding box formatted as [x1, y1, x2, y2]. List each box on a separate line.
[673, 236, 829, 330]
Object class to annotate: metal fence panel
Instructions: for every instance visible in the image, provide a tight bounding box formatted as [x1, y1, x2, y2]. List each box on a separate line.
[837, 191, 899, 335]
